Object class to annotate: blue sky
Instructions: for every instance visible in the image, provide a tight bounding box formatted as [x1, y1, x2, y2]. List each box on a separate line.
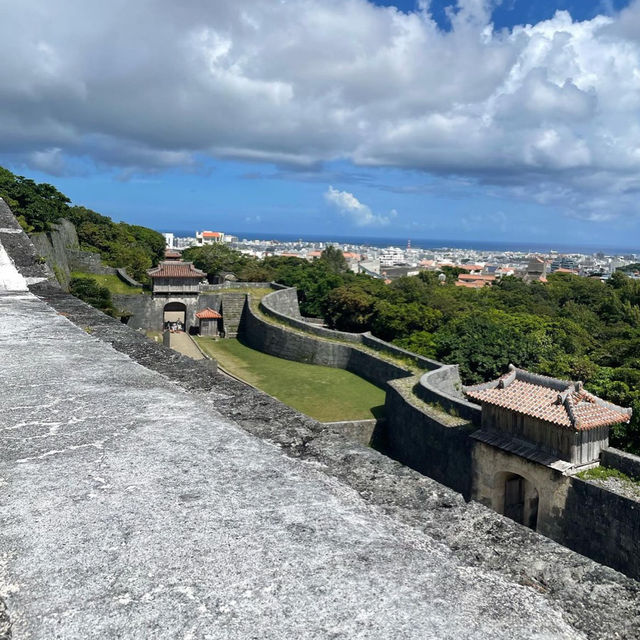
[2, 0, 640, 249]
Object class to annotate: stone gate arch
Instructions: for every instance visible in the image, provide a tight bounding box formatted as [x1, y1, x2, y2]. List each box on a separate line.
[493, 470, 539, 530]
[163, 301, 187, 331]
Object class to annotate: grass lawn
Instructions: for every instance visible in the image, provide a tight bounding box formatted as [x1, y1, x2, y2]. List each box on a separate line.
[195, 337, 386, 422]
[71, 271, 144, 295]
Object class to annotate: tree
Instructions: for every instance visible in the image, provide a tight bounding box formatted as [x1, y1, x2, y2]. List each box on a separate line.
[324, 286, 376, 332]
[182, 244, 252, 281]
[318, 246, 348, 274]
[69, 277, 115, 315]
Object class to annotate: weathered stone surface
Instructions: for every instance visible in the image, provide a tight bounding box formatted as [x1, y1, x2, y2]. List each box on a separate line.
[562, 477, 640, 581]
[29, 218, 78, 290]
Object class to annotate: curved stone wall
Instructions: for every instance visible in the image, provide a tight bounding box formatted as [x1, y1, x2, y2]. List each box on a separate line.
[260, 287, 363, 343]
[416, 365, 482, 425]
[240, 297, 413, 387]
[260, 287, 443, 370]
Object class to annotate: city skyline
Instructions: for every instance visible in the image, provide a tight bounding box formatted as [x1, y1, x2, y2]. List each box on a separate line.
[2, 0, 640, 246]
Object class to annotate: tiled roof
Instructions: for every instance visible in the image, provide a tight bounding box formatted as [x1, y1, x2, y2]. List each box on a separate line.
[202, 231, 221, 237]
[148, 261, 205, 279]
[196, 307, 222, 319]
[458, 274, 495, 281]
[464, 366, 631, 431]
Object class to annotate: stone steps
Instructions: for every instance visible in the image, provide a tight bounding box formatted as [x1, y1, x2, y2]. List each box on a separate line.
[220, 293, 247, 337]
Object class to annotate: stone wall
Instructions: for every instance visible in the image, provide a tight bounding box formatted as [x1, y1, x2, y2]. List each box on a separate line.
[383, 380, 476, 497]
[115, 267, 143, 288]
[601, 447, 640, 479]
[30, 218, 79, 289]
[220, 293, 248, 337]
[114, 292, 249, 332]
[415, 365, 482, 425]
[561, 477, 640, 580]
[321, 419, 378, 447]
[240, 298, 413, 388]
[260, 287, 444, 370]
[471, 441, 572, 541]
[67, 249, 116, 275]
[200, 281, 272, 292]
[260, 288, 363, 343]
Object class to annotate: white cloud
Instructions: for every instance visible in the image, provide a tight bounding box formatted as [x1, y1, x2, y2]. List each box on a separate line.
[325, 186, 391, 226]
[3, 0, 640, 219]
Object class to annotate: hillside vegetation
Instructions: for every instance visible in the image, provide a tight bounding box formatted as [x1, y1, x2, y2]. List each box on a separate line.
[0, 167, 165, 281]
[187, 242, 640, 454]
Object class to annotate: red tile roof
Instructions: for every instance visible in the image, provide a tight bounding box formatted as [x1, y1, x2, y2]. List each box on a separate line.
[148, 261, 205, 279]
[195, 307, 222, 319]
[464, 367, 631, 431]
[202, 231, 222, 237]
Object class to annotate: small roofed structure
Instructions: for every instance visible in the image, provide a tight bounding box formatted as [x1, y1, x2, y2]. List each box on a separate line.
[456, 274, 496, 288]
[164, 249, 182, 261]
[465, 365, 631, 466]
[147, 261, 205, 295]
[524, 256, 548, 283]
[195, 307, 223, 337]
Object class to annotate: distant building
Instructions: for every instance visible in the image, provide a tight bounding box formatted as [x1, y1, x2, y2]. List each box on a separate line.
[358, 259, 381, 276]
[381, 266, 420, 280]
[164, 248, 182, 261]
[458, 264, 485, 274]
[196, 231, 225, 245]
[162, 232, 175, 249]
[455, 273, 495, 288]
[550, 256, 578, 273]
[524, 256, 548, 283]
[379, 249, 405, 267]
[147, 261, 206, 296]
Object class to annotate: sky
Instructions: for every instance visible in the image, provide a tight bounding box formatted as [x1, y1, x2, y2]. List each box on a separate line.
[2, 0, 640, 249]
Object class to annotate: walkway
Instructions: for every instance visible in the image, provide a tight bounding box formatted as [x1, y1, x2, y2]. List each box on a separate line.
[169, 330, 204, 360]
[0, 264, 586, 638]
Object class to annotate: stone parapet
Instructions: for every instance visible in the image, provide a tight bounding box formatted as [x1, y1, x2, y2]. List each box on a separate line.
[601, 447, 640, 479]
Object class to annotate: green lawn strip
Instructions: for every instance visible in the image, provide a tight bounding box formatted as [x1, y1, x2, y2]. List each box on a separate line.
[71, 271, 144, 295]
[195, 337, 385, 422]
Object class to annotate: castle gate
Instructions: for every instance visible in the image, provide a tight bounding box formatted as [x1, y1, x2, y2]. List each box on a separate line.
[163, 301, 187, 330]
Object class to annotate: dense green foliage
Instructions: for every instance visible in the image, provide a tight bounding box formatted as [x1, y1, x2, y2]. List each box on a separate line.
[69, 277, 117, 316]
[0, 167, 165, 281]
[189, 243, 640, 453]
